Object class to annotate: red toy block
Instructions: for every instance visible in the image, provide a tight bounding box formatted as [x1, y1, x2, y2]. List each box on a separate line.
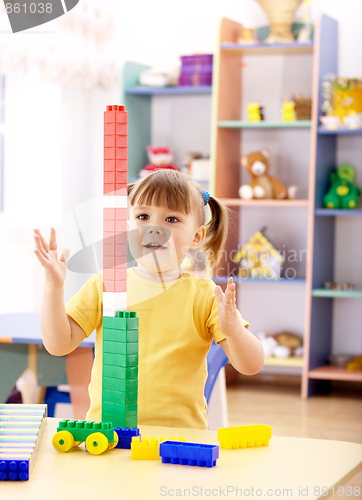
[104, 105, 128, 124]
[104, 220, 115, 232]
[115, 281, 127, 293]
[103, 244, 116, 257]
[115, 268, 127, 279]
[104, 122, 128, 136]
[103, 280, 115, 293]
[116, 220, 127, 232]
[115, 208, 127, 220]
[104, 171, 116, 184]
[103, 269, 115, 281]
[115, 233, 127, 245]
[116, 172, 128, 184]
[104, 136, 127, 148]
[104, 256, 115, 269]
[103, 208, 115, 220]
[104, 147, 128, 161]
[104, 159, 128, 172]
[115, 244, 127, 257]
[115, 185, 127, 196]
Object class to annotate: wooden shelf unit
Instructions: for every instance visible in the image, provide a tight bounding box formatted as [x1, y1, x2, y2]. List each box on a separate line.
[210, 15, 360, 398]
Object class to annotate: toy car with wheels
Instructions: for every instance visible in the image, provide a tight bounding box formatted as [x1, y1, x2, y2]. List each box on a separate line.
[52, 419, 118, 455]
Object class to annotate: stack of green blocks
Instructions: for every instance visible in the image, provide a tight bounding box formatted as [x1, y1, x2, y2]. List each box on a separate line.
[102, 311, 139, 428]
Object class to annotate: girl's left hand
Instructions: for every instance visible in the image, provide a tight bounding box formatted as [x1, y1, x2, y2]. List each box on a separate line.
[214, 277, 239, 337]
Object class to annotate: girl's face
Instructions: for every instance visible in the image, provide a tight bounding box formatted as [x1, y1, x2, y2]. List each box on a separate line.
[128, 200, 205, 281]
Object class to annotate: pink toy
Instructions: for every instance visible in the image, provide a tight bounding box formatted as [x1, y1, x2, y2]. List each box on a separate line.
[140, 146, 179, 177]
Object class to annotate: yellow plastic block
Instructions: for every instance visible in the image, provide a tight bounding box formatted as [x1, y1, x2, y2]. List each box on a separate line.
[131, 436, 186, 460]
[217, 424, 272, 450]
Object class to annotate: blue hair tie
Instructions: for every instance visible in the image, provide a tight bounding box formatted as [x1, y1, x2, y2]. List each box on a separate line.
[201, 190, 210, 206]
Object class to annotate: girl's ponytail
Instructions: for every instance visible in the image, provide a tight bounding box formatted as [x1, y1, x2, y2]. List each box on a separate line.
[203, 196, 229, 268]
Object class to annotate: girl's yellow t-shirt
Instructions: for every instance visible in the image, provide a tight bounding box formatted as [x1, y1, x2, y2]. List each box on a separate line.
[65, 268, 249, 430]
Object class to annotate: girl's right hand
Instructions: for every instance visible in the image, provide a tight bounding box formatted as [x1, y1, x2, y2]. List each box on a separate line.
[33, 228, 70, 290]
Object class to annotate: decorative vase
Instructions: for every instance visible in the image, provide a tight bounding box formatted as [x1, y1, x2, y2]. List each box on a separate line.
[254, 0, 303, 43]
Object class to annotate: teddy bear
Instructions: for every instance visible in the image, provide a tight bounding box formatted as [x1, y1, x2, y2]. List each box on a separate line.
[239, 148, 297, 200]
[323, 164, 361, 209]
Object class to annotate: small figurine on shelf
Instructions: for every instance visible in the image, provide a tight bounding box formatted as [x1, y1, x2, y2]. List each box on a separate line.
[139, 146, 179, 178]
[324, 281, 356, 291]
[323, 164, 361, 209]
[232, 228, 284, 280]
[281, 99, 296, 121]
[237, 27, 258, 44]
[247, 102, 262, 121]
[343, 110, 362, 130]
[320, 112, 342, 130]
[239, 148, 297, 200]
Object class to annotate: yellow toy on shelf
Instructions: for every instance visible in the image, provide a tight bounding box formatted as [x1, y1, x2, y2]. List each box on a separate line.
[218, 425, 272, 450]
[247, 102, 262, 121]
[282, 99, 296, 121]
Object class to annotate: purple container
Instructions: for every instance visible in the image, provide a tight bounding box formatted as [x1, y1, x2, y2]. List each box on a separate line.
[180, 64, 213, 74]
[178, 73, 212, 86]
[180, 54, 213, 65]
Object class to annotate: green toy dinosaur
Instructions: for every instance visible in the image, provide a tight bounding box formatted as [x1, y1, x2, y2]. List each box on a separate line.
[323, 164, 361, 209]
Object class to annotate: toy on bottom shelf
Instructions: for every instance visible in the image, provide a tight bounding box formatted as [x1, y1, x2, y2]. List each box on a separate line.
[239, 148, 297, 200]
[0, 404, 47, 481]
[139, 146, 179, 178]
[217, 424, 272, 450]
[323, 164, 361, 209]
[256, 332, 303, 358]
[159, 441, 219, 467]
[52, 420, 118, 455]
[232, 228, 284, 280]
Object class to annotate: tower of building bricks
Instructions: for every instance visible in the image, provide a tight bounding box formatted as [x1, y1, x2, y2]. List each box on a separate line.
[102, 105, 138, 428]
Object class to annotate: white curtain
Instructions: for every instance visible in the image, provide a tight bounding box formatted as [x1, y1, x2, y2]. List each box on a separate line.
[0, 0, 118, 90]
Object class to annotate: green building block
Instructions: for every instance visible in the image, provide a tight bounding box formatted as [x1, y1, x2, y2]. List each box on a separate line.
[102, 365, 138, 380]
[102, 413, 137, 429]
[103, 340, 138, 355]
[102, 389, 138, 405]
[102, 377, 138, 392]
[56, 419, 116, 443]
[102, 327, 138, 343]
[103, 311, 139, 331]
[102, 402, 137, 417]
[103, 352, 138, 368]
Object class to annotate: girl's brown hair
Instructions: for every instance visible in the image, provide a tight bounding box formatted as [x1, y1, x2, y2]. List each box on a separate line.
[128, 169, 229, 268]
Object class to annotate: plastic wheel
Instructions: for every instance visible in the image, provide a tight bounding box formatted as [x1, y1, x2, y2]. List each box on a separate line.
[85, 432, 109, 455]
[107, 431, 119, 450]
[52, 430, 75, 453]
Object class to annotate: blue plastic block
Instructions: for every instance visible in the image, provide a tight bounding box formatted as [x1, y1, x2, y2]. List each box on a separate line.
[114, 427, 140, 449]
[159, 441, 219, 467]
[0, 459, 29, 481]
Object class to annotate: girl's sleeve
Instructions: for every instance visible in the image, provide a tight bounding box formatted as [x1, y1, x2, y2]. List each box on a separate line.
[65, 273, 103, 337]
[205, 287, 249, 344]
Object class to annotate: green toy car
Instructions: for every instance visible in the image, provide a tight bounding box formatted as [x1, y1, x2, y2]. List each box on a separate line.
[323, 164, 361, 209]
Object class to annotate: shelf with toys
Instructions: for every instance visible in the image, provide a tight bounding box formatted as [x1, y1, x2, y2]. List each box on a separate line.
[302, 15, 362, 394]
[210, 14, 362, 387]
[125, 86, 212, 95]
[122, 61, 212, 180]
[210, 16, 314, 375]
[218, 120, 311, 128]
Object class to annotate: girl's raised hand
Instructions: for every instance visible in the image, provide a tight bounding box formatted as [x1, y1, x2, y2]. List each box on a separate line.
[214, 277, 239, 337]
[33, 228, 70, 290]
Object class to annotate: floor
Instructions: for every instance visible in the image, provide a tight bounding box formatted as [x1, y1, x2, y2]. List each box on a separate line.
[227, 377, 362, 496]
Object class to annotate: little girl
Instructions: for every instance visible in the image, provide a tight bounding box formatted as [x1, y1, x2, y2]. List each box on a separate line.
[34, 169, 264, 430]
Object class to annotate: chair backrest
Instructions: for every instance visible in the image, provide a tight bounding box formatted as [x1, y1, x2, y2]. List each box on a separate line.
[204, 340, 228, 404]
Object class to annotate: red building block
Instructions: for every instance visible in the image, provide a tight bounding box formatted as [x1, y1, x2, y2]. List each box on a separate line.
[104, 136, 128, 148]
[104, 123, 128, 136]
[104, 159, 128, 172]
[104, 105, 128, 124]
